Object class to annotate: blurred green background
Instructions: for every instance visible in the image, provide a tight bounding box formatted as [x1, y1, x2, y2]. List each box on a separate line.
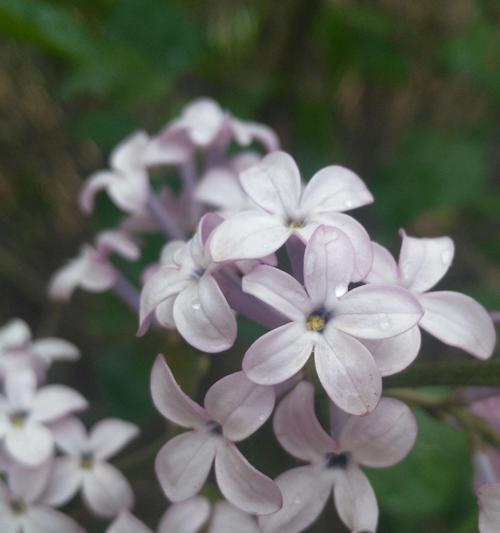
[0, 0, 499, 531]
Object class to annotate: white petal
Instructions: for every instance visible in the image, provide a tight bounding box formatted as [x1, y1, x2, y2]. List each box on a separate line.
[90, 419, 139, 460]
[195, 167, 247, 211]
[6, 422, 54, 466]
[398, 231, 455, 292]
[24, 505, 84, 533]
[96, 230, 140, 261]
[158, 497, 210, 533]
[107, 511, 153, 533]
[419, 291, 496, 359]
[209, 501, 261, 533]
[215, 441, 282, 515]
[231, 119, 279, 151]
[48, 257, 87, 301]
[79, 171, 116, 213]
[363, 241, 399, 284]
[50, 416, 89, 455]
[155, 431, 216, 502]
[31, 339, 80, 366]
[110, 131, 149, 173]
[0, 319, 31, 350]
[478, 483, 500, 533]
[9, 461, 53, 503]
[41, 456, 82, 507]
[31, 386, 87, 423]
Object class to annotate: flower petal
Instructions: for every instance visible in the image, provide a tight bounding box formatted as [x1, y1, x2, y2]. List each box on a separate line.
[150, 355, 209, 429]
[24, 505, 84, 533]
[31, 386, 87, 423]
[41, 457, 82, 507]
[50, 416, 89, 455]
[32, 339, 80, 366]
[107, 511, 153, 533]
[90, 419, 139, 460]
[231, 119, 280, 152]
[419, 291, 496, 359]
[10, 461, 53, 503]
[110, 131, 149, 173]
[314, 329, 381, 415]
[158, 496, 210, 533]
[242, 265, 310, 321]
[6, 422, 54, 466]
[79, 171, 116, 213]
[243, 322, 313, 385]
[398, 231, 455, 292]
[215, 441, 282, 515]
[340, 398, 418, 467]
[478, 483, 500, 533]
[363, 242, 399, 284]
[96, 230, 140, 261]
[209, 501, 260, 533]
[333, 284, 423, 339]
[301, 165, 373, 214]
[0, 319, 31, 350]
[239, 151, 301, 216]
[304, 226, 355, 307]
[173, 275, 237, 353]
[48, 257, 87, 301]
[210, 211, 291, 262]
[195, 167, 247, 212]
[155, 431, 216, 502]
[273, 381, 335, 463]
[259, 466, 333, 533]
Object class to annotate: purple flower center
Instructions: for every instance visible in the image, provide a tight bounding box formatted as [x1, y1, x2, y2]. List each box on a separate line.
[206, 420, 223, 435]
[324, 452, 349, 469]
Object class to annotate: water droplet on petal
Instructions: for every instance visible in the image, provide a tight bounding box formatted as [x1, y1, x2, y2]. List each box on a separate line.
[335, 283, 348, 298]
[345, 199, 353, 208]
[379, 314, 391, 331]
[441, 250, 451, 264]
[293, 497, 302, 505]
[191, 299, 201, 310]
[258, 414, 266, 421]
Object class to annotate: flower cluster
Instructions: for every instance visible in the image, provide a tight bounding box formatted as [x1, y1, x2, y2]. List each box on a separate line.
[42, 97, 499, 531]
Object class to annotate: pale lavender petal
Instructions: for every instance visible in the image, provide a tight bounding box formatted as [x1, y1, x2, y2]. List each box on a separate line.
[32, 339, 80, 366]
[79, 171, 116, 213]
[333, 284, 423, 339]
[239, 151, 301, 216]
[340, 398, 418, 467]
[155, 296, 176, 328]
[231, 120, 279, 151]
[31, 386, 87, 423]
[24, 505, 84, 533]
[478, 483, 500, 533]
[209, 501, 260, 533]
[41, 457, 82, 506]
[333, 464, 378, 532]
[259, 466, 333, 533]
[301, 165, 373, 213]
[0, 319, 31, 349]
[315, 329, 381, 415]
[96, 230, 140, 261]
[242, 265, 310, 321]
[10, 461, 52, 503]
[398, 231, 455, 292]
[155, 431, 216, 501]
[173, 275, 237, 353]
[90, 419, 139, 460]
[158, 497, 210, 533]
[50, 417, 89, 455]
[243, 322, 313, 385]
[304, 226, 355, 307]
[363, 242, 399, 284]
[214, 441, 282, 515]
[195, 167, 247, 212]
[48, 257, 87, 301]
[210, 211, 291, 262]
[419, 291, 496, 359]
[6, 422, 53, 466]
[361, 326, 421, 376]
[108, 172, 149, 214]
[273, 381, 335, 462]
[107, 511, 153, 533]
[204, 372, 275, 442]
[110, 131, 149, 172]
[150, 355, 209, 429]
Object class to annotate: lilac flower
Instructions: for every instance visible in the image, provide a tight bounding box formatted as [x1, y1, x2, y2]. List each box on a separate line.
[0, 461, 84, 533]
[0, 377, 87, 466]
[364, 231, 496, 362]
[478, 484, 500, 533]
[49, 230, 140, 302]
[151, 355, 281, 515]
[242, 225, 423, 415]
[43, 417, 139, 519]
[139, 215, 237, 352]
[259, 381, 417, 533]
[209, 151, 374, 281]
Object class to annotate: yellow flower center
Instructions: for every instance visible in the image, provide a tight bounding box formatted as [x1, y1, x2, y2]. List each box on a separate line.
[306, 314, 326, 332]
[9, 412, 27, 428]
[80, 453, 94, 470]
[287, 220, 303, 229]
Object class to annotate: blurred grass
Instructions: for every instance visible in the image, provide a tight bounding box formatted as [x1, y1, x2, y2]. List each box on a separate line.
[0, 0, 499, 531]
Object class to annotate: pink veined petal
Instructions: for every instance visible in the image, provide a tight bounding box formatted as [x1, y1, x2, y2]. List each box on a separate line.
[204, 372, 275, 442]
[301, 165, 373, 214]
[138, 267, 189, 335]
[478, 483, 500, 533]
[31, 386, 88, 423]
[242, 322, 313, 386]
[96, 230, 140, 261]
[24, 505, 84, 533]
[259, 466, 333, 533]
[363, 242, 400, 284]
[173, 275, 237, 353]
[32, 339, 80, 366]
[79, 171, 116, 213]
[48, 257, 87, 301]
[242, 265, 311, 321]
[273, 381, 335, 463]
[340, 398, 418, 467]
[9, 461, 52, 503]
[361, 326, 421, 376]
[333, 284, 423, 339]
[398, 231, 455, 293]
[314, 328, 381, 416]
[40, 456, 83, 507]
[214, 440, 282, 515]
[158, 496, 211, 533]
[304, 226, 355, 307]
[50, 416, 89, 455]
[239, 151, 301, 217]
[155, 431, 217, 502]
[333, 464, 378, 532]
[150, 355, 209, 429]
[209, 501, 261, 533]
[82, 462, 134, 519]
[5, 421, 54, 466]
[419, 291, 496, 359]
[106, 511, 153, 533]
[90, 419, 139, 460]
[308, 212, 372, 281]
[209, 210, 291, 262]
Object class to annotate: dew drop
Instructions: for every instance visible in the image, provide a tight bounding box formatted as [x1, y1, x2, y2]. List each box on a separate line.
[441, 250, 451, 264]
[191, 299, 201, 310]
[345, 199, 354, 208]
[258, 414, 266, 421]
[293, 497, 302, 505]
[335, 283, 348, 298]
[379, 314, 391, 331]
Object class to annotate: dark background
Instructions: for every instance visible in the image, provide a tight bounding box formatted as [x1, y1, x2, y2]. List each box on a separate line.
[0, 1, 499, 531]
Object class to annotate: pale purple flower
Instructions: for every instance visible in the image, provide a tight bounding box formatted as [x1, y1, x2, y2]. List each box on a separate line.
[80, 131, 151, 215]
[151, 355, 281, 515]
[0, 461, 84, 533]
[0, 377, 87, 466]
[49, 230, 140, 301]
[242, 225, 423, 415]
[364, 231, 496, 361]
[139, 215, 237, 352]
[43, 417, 138, 519]
[478, 484, 500, 533]
[259, 381, 417, 533]
[209, 151, 374, 281]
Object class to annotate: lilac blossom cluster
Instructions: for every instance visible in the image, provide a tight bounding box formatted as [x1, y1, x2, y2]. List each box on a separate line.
[11, 97, 492, 531]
